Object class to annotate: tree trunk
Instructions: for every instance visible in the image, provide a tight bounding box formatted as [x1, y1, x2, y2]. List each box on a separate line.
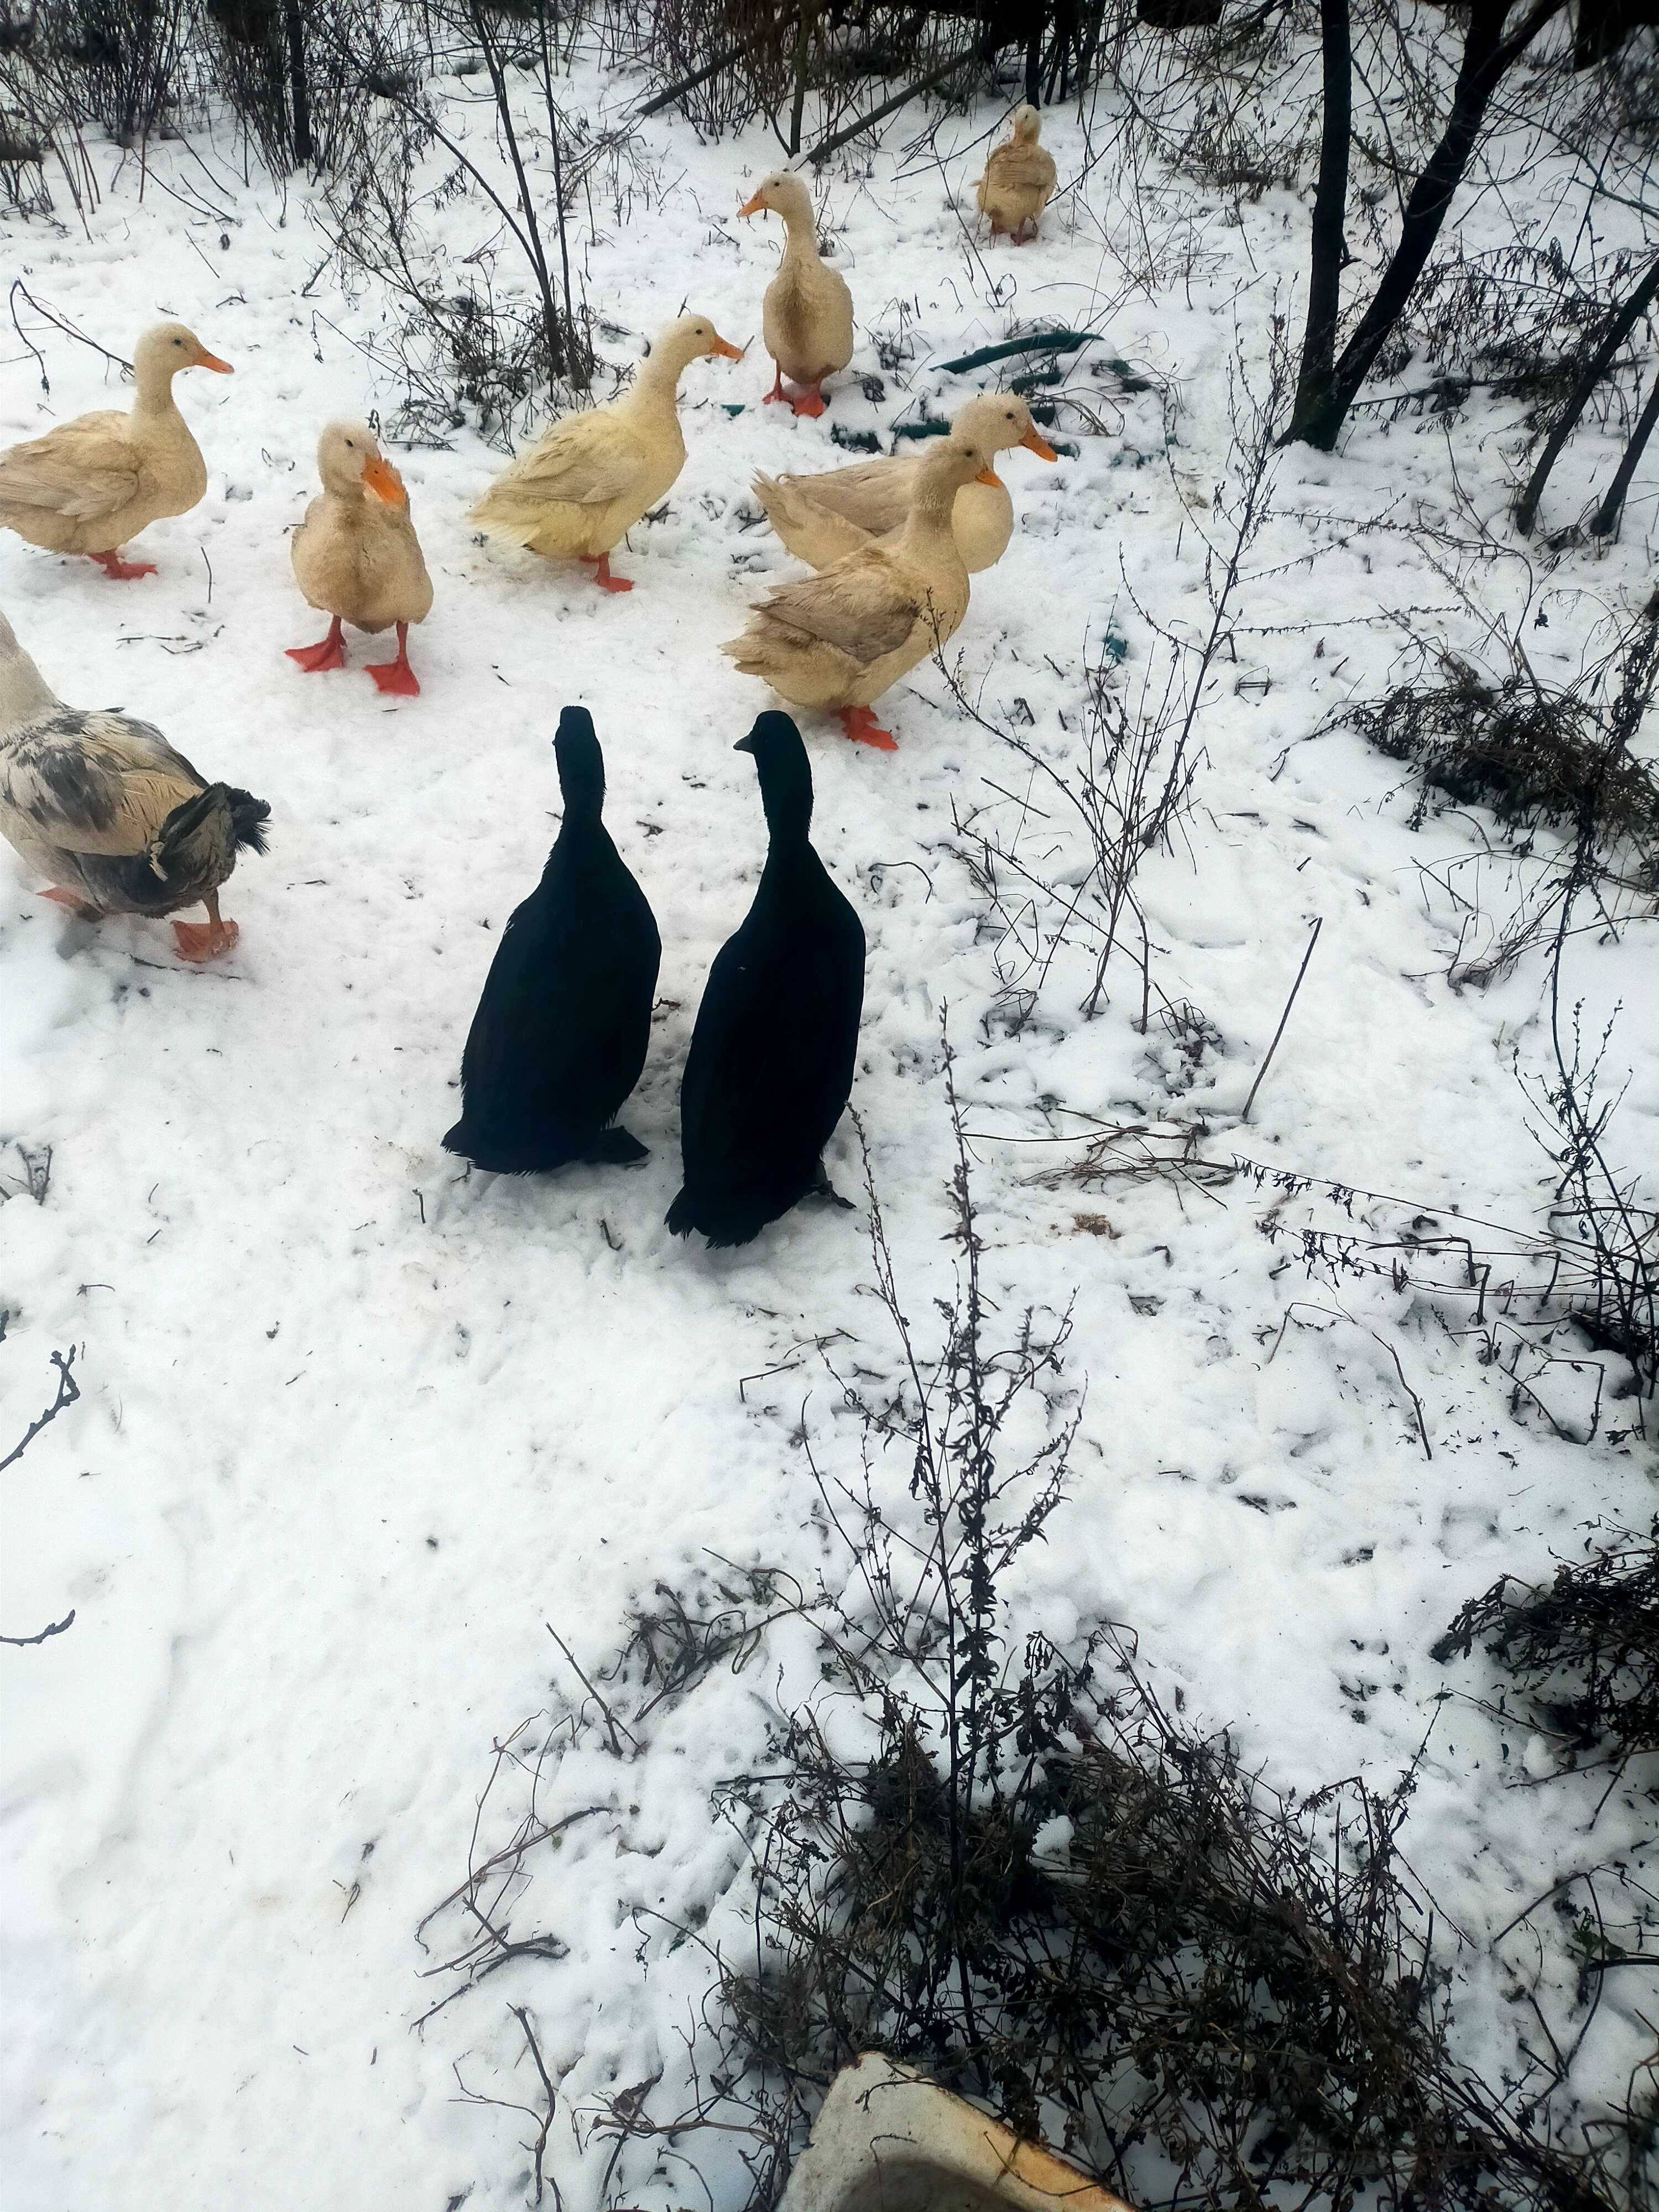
[285, 0, 311, 165]
[1515, 252, 1659, 533]
[1285, 0, 1351, 444]
[1590, 370, 1659, 538]
[1289, 0, 1568, 452]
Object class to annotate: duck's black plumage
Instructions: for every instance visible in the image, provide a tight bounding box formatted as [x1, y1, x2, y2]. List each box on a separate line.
[667, 713, 865, 1248]
[444, 707, 661, 1174]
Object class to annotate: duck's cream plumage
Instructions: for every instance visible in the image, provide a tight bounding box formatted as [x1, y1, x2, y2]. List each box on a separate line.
[739, 173, 854, 413]
[975, 106, 1057, 241]
[722, 435, 998, 747]
[0, 322, 231, 572]
[0, 608, 268, 957]
[293, 422, 432, 635]
[753, 393, 1057, 573]
[469, 315, 741, 586]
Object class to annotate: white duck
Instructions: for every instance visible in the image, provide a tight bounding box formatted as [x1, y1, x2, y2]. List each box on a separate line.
[469, 315, 743, 592]
[288, 421, 434, 695]
[0, 322, 232, 579]
[739, 173, 855, 419]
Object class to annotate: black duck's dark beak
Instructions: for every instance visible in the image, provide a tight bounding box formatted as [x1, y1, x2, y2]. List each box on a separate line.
[734, 730, 758, 754]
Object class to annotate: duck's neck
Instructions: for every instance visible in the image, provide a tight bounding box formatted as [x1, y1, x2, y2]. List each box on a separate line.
[894, 481, 961, 566]
[779, 208, 821, 269]
[129, 361, 184, 426]
[626, 348, 691, 415]
[0, 637, 59, 736]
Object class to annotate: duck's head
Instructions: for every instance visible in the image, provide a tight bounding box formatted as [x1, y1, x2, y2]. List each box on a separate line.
[922, 434, 1004, 496]
[135, 321, 233, 383]
[645, 314, 745, 377]
[1011, 103, 1042, 143]
[554, 705, 606, 817]
[956, 392, 1057, 463]
[735, 712, 813, 840]
[316, 420, 406, 505]
[738, 171, 816, 228]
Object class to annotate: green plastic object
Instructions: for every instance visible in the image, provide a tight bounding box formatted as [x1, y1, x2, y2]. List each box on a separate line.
[891, 419, 951, 441]
[722, 403, 745, 417]
[937, 331, 1092, 373]
[1100, 627, 1129, 663]
[830, 424, 880, 453]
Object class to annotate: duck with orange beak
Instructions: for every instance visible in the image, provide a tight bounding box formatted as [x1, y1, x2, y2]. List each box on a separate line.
[0, 321, 232, 579]
[722, 434, 1001, 752]
[738, 173, 854, 420]
[288, 421, 434, 696]
[470, 315, 744, 592]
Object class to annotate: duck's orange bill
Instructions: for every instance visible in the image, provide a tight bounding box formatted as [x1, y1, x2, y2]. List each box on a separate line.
[362, 454, 408, 507]
[711, 333, 746, 359]
[197, 348, 233, 374]
[974, 466, 1004, 488]
[737, 191, 765, 217]
[1021, 427, 1058, 461]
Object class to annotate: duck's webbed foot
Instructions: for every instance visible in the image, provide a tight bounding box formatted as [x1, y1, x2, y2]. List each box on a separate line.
[172, 891, 239, 963]
[40, 886, 102, 921]
[286, 616, 347, 673]
[88, 549, 156, 581]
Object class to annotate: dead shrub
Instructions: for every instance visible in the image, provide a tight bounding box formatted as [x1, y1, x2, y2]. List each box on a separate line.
[1435, 1520, 1659, 1782]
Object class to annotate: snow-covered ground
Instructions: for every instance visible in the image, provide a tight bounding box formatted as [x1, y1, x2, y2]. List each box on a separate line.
[1, 33, 1655, 2211]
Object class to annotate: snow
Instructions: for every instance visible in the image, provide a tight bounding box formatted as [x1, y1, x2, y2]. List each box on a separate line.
[1, 34, 1655, 2212]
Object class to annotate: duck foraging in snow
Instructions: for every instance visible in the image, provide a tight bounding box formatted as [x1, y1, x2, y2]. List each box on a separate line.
[0, 321, 232, 580]
[468, 315, 744, 593]
[739, 173, 854, 420]
[666, 712, 864, 1249]
[444, 707, 661, 1175]
[0, 609, 268, 961]
[288, 421, 434, 695]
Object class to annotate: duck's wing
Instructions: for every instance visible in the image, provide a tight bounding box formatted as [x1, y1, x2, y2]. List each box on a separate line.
[1, 708, 201, 854]
[0, 413, 144, 524]
[499, 412, 649, 506]
[986, 144, 1055, 194]
[752, 552, 924, 666]
[784, 454, 915, 536]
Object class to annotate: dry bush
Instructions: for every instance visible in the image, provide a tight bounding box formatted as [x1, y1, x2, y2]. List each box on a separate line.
[1347, 664, 1659, 889]
[1436, 1520, 1659, 1780]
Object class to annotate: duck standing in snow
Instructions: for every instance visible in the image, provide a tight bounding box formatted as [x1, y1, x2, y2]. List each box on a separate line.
[0, 609, 268, 960]
[753, 393, 1057, 574]
[444, 707, 661, 1173]
[975, 106, 1057, 243]
[739, 173, 854, 419]
[0, 322, 232, 579]
[288, 421, 433, 695]
[469, 315, 744, 593]
[667, 713, 864, 1249]
[721, 434, 999, 751]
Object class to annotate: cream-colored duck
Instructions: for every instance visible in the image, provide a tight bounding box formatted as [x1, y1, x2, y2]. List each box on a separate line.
[288, 421, 433, 695]
[975, 106, 1057, 243]
[754, 393, 1057, 575]
[470, 315, 743, 593]
[738, 173, 854, 419]
[721, 434, 999, 752]
[0, 608, 269, 960]
[0, 322, 232, 579]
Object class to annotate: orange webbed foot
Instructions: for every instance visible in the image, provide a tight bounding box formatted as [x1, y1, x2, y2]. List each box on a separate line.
[40, 886, 102, 920]
[88, 550, 156, 581]
[171, 915, 239, 962]
[584, 554, 633, 594]
[787, 384, 827, 419]
[839, 706, 898, 753]
[367, 658, 420, 695]
[287, 617, 347, 674]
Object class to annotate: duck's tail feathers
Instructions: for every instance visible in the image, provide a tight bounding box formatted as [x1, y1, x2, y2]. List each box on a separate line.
[148, 784, 270, 881]
[228, 787, 272, 855]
